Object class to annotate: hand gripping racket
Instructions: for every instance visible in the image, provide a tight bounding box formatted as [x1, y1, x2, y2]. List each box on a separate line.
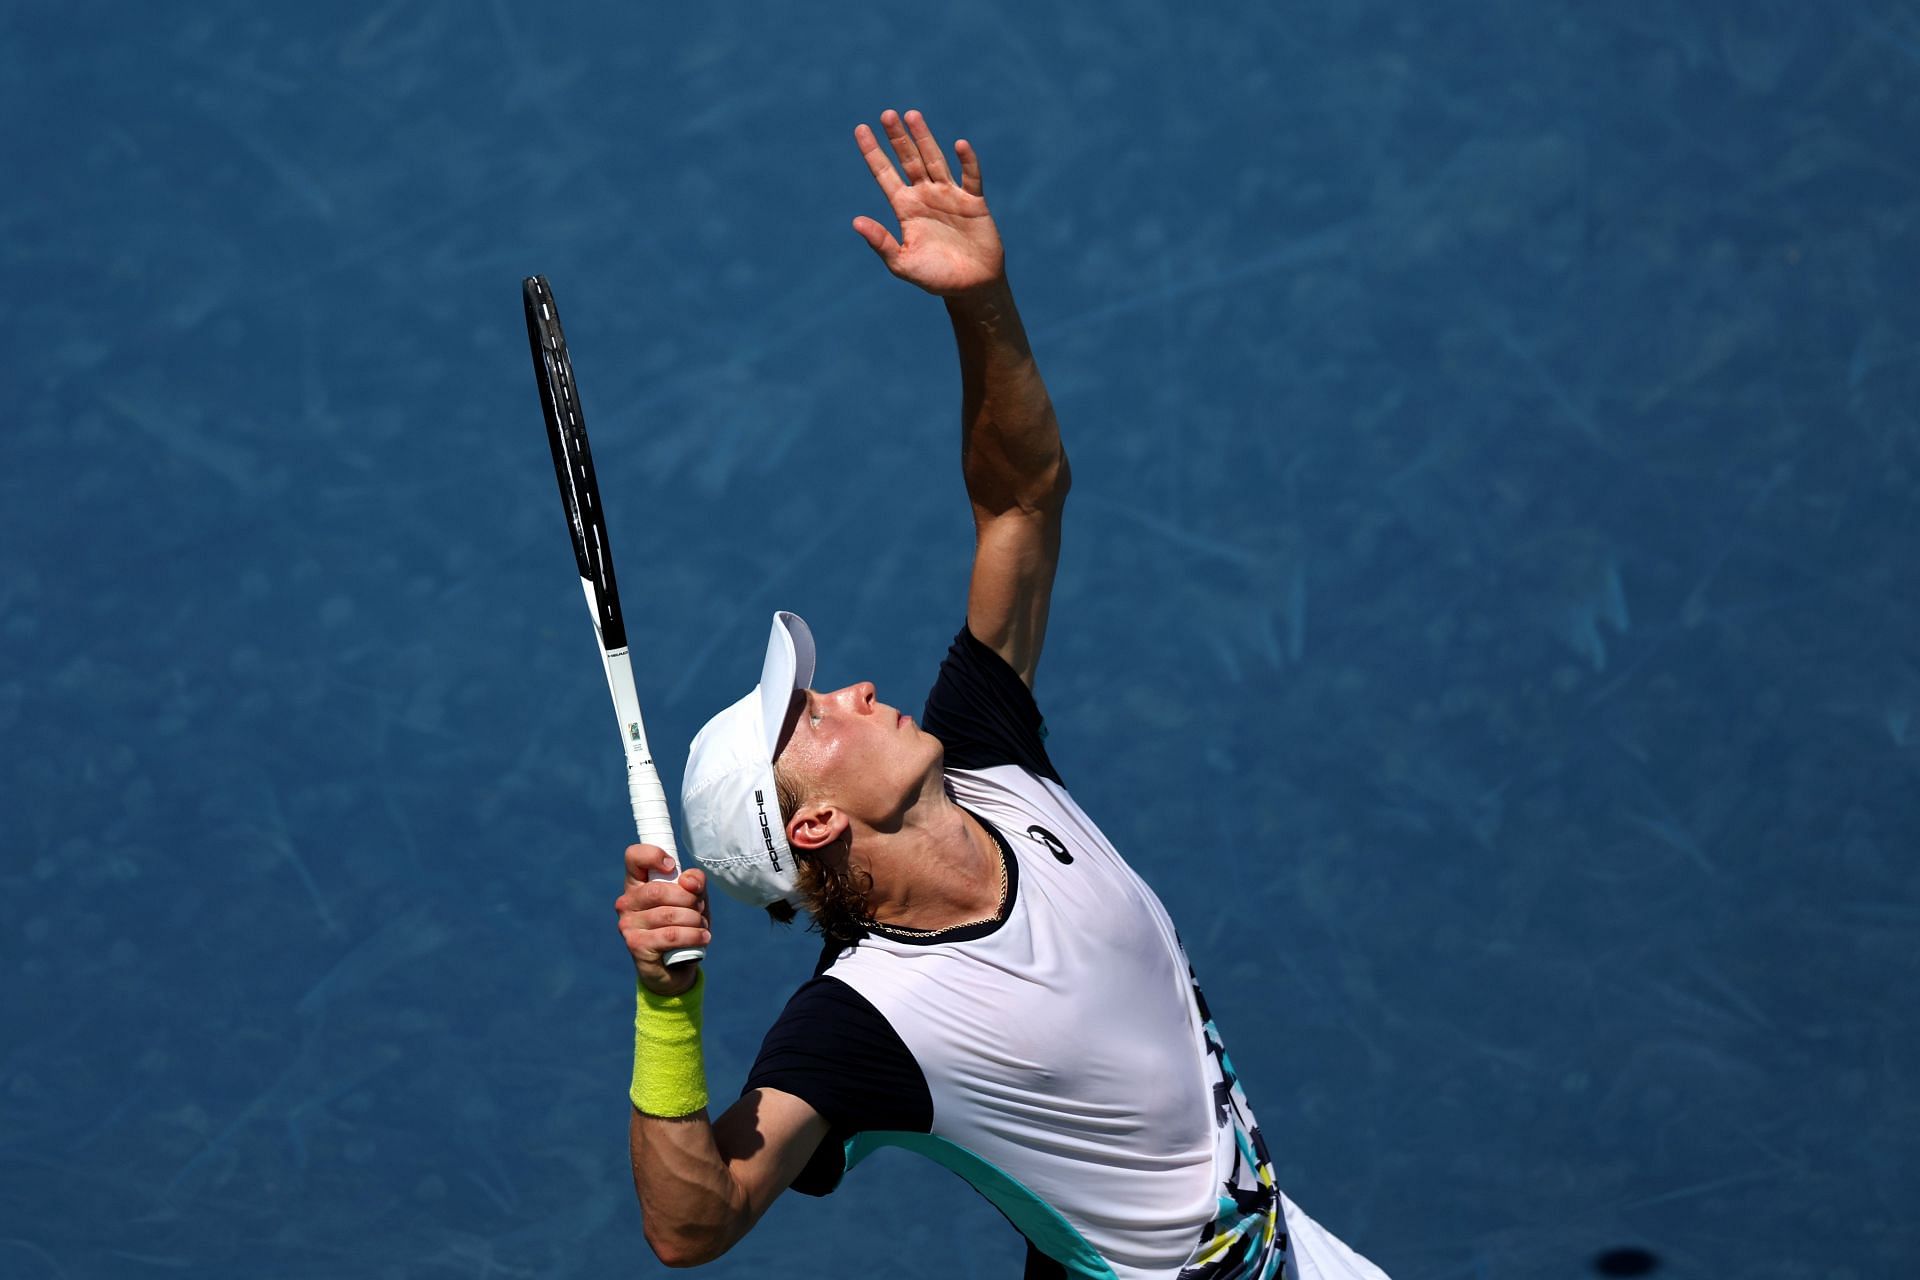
[523, 276, 702, 968]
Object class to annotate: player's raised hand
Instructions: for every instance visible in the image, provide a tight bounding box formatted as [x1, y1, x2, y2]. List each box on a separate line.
[852, 109, 1004, 296]
[616, 843, 711, 997]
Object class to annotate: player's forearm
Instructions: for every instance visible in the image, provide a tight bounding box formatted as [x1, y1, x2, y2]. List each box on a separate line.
[624, 969, 754, 1267]
[947, 279, 1070, 517]
[629, 1110, 754, 1267]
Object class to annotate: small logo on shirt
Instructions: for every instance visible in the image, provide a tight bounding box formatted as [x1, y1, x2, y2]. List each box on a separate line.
[1027, 824, 1072, 864]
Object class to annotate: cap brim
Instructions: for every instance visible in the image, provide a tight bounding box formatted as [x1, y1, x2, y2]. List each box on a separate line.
[756, 611, 816, 757]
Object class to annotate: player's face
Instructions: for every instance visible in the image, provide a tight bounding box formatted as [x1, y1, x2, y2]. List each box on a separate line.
[774, 682, 942, 828]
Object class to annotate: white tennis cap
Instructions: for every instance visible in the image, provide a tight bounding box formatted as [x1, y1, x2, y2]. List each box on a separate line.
[681, 611, 816, 909]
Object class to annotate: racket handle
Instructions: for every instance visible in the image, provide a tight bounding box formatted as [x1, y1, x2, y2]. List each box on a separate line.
[628, 752, 704, 968]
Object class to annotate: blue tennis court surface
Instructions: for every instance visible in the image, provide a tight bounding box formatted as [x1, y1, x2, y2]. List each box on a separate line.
[3, 5, 1915, 1277]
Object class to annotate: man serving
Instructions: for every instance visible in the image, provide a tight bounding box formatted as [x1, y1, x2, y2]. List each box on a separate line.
[614, 109, 1391, 1280]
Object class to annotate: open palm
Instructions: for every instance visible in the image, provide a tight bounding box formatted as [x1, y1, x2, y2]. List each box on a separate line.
[853, 109, 1005, 297]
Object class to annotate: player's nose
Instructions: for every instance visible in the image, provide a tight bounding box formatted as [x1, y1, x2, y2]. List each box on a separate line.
[830, 681, 877, 712]
[818, 684, 846, 706]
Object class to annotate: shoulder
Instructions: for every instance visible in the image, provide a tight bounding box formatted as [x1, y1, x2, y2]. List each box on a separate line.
[746, 976, 932, 1131]
[921, 624, 1063, 784]
[745, 974, 933, 1197]
[755, 974, 893, 1056]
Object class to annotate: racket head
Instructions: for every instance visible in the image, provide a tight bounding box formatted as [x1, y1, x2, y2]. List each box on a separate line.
[524, 275, 627, 653]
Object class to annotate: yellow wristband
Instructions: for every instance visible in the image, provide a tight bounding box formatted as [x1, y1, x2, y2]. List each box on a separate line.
[630, 971, 708, 1117]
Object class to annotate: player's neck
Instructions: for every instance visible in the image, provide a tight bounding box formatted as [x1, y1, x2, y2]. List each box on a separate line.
[858, 789, 1003, 933]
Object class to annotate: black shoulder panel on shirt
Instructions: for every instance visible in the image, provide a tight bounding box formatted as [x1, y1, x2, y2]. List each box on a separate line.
[920, 624, 1063, 784]
[741, 976, 933, 1198]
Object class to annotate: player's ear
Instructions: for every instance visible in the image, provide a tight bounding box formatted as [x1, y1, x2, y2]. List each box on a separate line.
[788, 802, 847, 853]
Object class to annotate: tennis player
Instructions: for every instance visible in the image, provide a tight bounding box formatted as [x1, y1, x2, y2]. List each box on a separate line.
[615, 109, 1392, 1280]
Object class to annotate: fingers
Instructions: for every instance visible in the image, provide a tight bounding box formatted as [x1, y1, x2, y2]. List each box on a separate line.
[854, 122, 904, 200]
[955, 138, 983, 197]
[622, 846, 708, 904]
[851, 215, 901, 268]
[903, 110, 954, 183]
[624, 842, 679, 882]
[615, 878, 705, 916]
[879, 109, 930, 184]
[624, 844, 705, 887]
[617, 851, 712, 967]
[617, 899, 710, 948]
[622, 918, 712, 961]
[858, 110, 963, 192]
[623, 902, 710, 935]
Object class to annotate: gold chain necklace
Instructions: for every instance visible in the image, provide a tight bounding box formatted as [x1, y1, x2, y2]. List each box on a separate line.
[864, 829, 1009, 940]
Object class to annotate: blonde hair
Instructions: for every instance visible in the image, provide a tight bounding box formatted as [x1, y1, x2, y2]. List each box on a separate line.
[767, 763, 872, 948]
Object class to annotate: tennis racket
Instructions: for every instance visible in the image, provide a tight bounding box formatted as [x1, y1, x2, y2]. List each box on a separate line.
[523, 275, 702, 968]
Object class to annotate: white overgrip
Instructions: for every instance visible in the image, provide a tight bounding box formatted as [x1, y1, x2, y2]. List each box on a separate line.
[604, 644, 703, 966]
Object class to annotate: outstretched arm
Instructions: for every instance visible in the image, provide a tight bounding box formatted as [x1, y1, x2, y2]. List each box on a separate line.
[853, 109, 1070, 687]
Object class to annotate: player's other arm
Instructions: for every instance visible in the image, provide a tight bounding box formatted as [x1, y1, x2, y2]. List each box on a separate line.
[950, 274, 1068, 689]
[853, 109, 1070, 688]
[617, 843, 830, 1265]
[628, 1089, 827, 1266]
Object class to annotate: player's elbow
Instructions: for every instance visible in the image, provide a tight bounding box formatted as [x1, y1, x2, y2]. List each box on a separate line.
[1020, 457, 1070, 528]
[644, 1221, 725, 1269]
[644, 1236, 704, 1269]
[643, 1203, 751, 1270]
[1031, 443, 1072, 518]
[1045, 448, 1072, 507]
[966, 435, 1070, 516]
